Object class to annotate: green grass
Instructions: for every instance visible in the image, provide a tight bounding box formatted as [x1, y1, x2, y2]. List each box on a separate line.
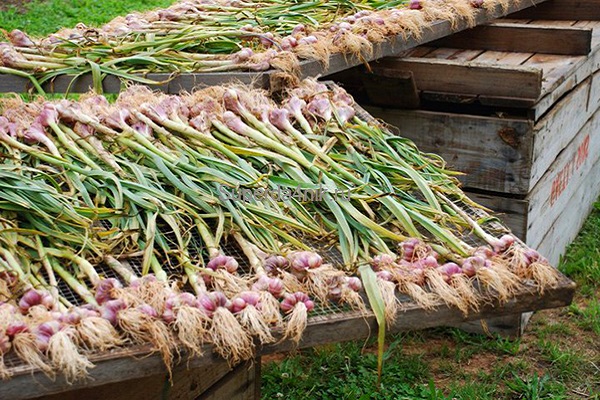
[0, 0, 177, 37]
[263, 201, 600, 399]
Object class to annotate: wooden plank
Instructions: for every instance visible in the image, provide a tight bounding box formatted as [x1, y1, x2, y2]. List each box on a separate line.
[362, 69, 420, 108]
[533, 155, 600, 265]
[422, 47, 463, 59]
[472, 50, 534, 65]
[455, 314, 526, 339]
[527, 105, 600, 253]
[465, 191, 528, 239]
[2, 274, 576, 400]
[0, 72, 270, 94]
[32, 361, 233, 400]
[531, 72, 600, 187]
[522, 53, 580, 77]
[364, 71, 599, 194]
[363, 106, 534, 194]
[373, 57, 542, 99]
[466, 108, 600, 266]
[537, 55, 588, 95]
[511, 0, 600, 20]
[526, 20, 578, 27]
[447, 49, 486, 62]
[430, 23, 592, 55]
[531, 22, 600, 119]
[403, 46, 436, 58]
[199, 361, 259, 400]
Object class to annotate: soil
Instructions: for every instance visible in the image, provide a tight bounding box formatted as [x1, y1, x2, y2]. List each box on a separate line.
[0, 0, 31, 12]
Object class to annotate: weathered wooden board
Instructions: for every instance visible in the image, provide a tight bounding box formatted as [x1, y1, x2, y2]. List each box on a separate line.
[467, 191, 529, 239]
[511, 0, 600, 20]
[533, 156, 600, 264]
[32, 360, 234, 400]
[363, 106, 534, 194]
[2, 276, 576, 400]
[200, 361, 260, 400]
[0, 0, 549, 93]
[0, 72, 270, 94]
[431, 22, 592, 55]
[466, 105, 600, 265]
[527, 107, 600, 251]
[357, 20, 600, 118]
[530, 20, 600, 119]
[531, 71, 600, 187]
[364, 73, 599, 195]
[372, 57, 543, 100]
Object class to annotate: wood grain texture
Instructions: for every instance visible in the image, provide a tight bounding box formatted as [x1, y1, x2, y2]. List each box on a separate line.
[533, 155, 600, 264]
[372, 57, 543, 99]
[531, 20, 600, 119]
[465, 107, 600, 265]
[364, 72, 599, 195]
[465, 192, 528, 239]
[527, 105, 600, 252]
[199, 361, 260, 400]
[31, 361, 233, 400]
[363, 106, 534, 194]
[511, 0, 600, 20]
[2, 275, 576, 400]
[431, 22, 592, 55]
[531, 72, 600, 187]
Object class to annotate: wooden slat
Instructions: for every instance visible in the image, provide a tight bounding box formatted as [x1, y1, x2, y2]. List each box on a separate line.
[511, 0, 600, 20]
[365, 70, 599, 195]
[530, 20, 600, 118]
[472, 50, 534, 65]
[527, 104, 600, 251]
[531, 72, 600, 187]
[0, 72, 271, 94]
[373, 57, 543, 100]
[199, 361, 260, 400]
[522, 53, 579, 76]
[422, 47, 463, 59]
[32, 361, 233, 400]
[466, 192, 528, 239]
[403, 46, 436, 58]
[446, 49, 485, 62]
[533, 155, 600, 264]
[431, 22, 592, 55]
[2, 274, 575, 400]
[526, 19, 578, 27]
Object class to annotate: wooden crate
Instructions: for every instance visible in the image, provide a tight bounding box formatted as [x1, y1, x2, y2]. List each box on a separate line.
[338, 18, 600, 195]
[469, 105, 600, 265]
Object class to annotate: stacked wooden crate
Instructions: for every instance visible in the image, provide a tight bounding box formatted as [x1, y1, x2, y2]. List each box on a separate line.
[333, 0, 600, 267]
